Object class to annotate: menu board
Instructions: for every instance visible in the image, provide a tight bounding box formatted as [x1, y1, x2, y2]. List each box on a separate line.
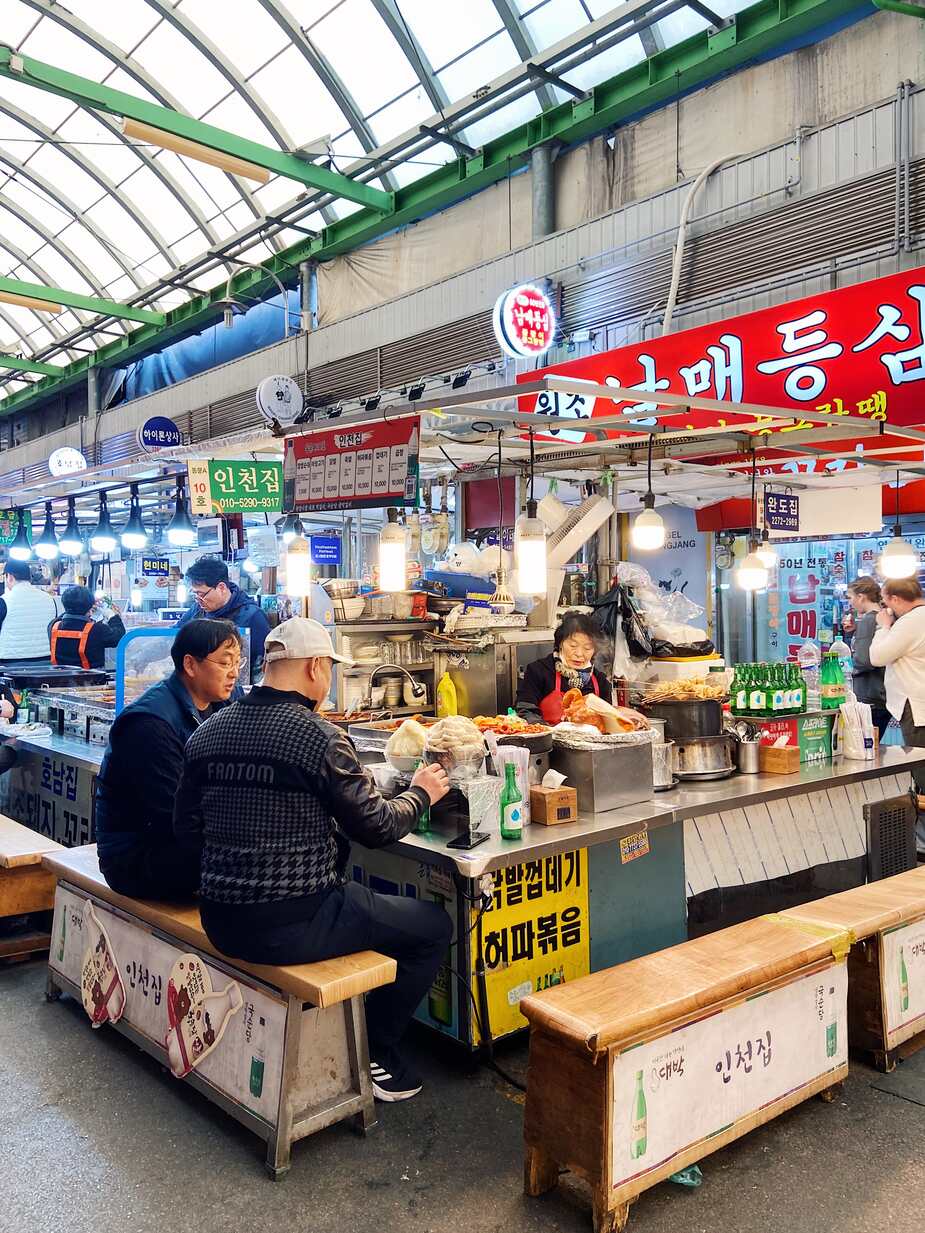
[284, 417, 420, 513]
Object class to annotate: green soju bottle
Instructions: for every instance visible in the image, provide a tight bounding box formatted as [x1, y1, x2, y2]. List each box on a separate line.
[825, 984, 838, 1058]
[748, 664, 766, 716]
[500, 762, 523, 840]
[631, 1070, 648, 1159]
[900, 946, 910, 1013]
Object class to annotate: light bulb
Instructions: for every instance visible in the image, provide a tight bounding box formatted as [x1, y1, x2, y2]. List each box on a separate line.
[280, 513, 300, 545]
[631, 498, 665, 551]
[121, 487, 148, 550]
[34, 503, 59, 560]
[737, 549, 769, 591]
[8, 510, 31, 561]
[131, 586, 143, 607]
[286, 535, 312, 597]
[242, 557, 260, 576]
[59, 499, 83, 556]
[755, 541, 778, 570]
[90, 495, 117, 554]
[880, 533, 918, 580]
[514, 502, 547, 595]
[176, 581, 188, 604]
[379, 509, 407, 592]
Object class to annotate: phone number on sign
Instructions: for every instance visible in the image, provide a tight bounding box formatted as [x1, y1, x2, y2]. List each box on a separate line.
[211, 497, 281, 511]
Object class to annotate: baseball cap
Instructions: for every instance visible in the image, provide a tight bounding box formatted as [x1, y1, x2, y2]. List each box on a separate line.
[263, 617, 354, 666]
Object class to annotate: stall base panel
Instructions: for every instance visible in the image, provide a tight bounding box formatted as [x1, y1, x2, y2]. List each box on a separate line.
[587, 824, 686, 972]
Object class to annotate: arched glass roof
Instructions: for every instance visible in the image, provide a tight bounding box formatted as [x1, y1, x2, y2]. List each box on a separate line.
[0, 0, 753, 386]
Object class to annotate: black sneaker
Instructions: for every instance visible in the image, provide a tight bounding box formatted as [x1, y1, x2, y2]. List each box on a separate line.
[369, 1049, 423, 1102]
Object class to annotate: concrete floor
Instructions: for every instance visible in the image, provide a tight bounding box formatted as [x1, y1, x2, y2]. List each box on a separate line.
[3, 957, 921, 1233]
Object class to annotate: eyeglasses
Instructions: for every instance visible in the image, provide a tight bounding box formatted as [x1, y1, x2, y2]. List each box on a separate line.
[204, 653, 241, 673]
[191, 584, 217, 602]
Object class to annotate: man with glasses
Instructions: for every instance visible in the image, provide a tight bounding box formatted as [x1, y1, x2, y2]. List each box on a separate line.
[96, 619, 241, 900]
[177, 557, 270, 680]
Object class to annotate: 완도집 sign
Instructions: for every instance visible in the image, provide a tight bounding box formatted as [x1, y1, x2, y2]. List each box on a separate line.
[764, 490, 800, 532]
[136, 416, 183, 452]
[284, 417, 420, 514]
[188, 460, 283, 515]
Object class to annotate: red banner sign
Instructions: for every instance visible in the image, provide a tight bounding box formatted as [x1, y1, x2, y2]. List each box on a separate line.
[283, 417, 420, 513]
[517, 267, 925, 444]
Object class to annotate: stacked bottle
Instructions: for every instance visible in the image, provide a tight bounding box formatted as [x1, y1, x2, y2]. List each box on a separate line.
[819, 652, 847, 711]
[731, 662, 807, 716]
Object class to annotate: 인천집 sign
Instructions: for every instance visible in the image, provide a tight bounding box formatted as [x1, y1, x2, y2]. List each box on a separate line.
[188, 460, 283, 515]
[284, 417, 420, 513]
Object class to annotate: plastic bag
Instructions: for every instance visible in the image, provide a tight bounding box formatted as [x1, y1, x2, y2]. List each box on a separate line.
[661, 590, 705, 626]
[650, 637, 716, 658]
[669, 1165, 703, 1188]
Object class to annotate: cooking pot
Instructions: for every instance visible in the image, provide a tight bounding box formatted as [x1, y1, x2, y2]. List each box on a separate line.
[672, 733, 736, 779]
[641, 699, 723, 740]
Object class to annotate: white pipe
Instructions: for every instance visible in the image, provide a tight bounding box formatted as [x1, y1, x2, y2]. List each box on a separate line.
[661, 156, 731, 336]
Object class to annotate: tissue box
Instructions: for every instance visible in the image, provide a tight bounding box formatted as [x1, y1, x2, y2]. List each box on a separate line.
[530, 785, 578, 826]
[758, 745, 801, 775]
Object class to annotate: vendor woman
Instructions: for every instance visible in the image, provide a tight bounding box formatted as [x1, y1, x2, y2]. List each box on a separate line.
[517, 610, 613, 723]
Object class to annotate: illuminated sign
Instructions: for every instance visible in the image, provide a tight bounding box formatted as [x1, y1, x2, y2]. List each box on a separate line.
[493, 283, 556, 360]
[48, 447, 87, 477]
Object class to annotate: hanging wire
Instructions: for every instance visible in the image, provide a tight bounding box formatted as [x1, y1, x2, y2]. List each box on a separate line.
[529, 428, 536, 502]
[751, 441, 758, 539]
[497, 429, 504, 555]
[646, 431, 655, 496]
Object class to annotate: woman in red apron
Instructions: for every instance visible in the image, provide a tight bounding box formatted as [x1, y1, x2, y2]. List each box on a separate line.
[516, 610, 613, 724]
[48, 585, 125, 670]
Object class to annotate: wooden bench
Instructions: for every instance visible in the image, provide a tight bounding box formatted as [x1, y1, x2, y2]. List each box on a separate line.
[521, 914, 852, 1232]
[780, 865, 925, 1071]
[43, 844, 397, 1177]
[0, 814, 62, 959]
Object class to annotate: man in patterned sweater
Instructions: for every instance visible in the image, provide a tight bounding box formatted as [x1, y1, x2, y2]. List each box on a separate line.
[174, 617, 450, 1102]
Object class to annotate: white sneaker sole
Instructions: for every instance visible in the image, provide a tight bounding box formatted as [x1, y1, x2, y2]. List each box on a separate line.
[371, 1077, 423, 1102]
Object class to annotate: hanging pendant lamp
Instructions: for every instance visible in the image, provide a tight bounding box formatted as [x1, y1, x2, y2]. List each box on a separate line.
[879, 470, 918, 580]
[631, 434, 665, 550]
[59, 496, 83, 557]
[34, 501, 60, 561]
[737, 445, 768, 592]
[8, 508, 31, 561]
[90, 492, 117, 555]
[166, 476, 197, 548]
[515, 431, 547, 595]
[121, 483, 148, 551]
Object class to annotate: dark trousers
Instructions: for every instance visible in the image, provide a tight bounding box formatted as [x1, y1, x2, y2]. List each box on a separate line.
[202, 882, 453, 1055]
[99, 839, 201, 901]
[872, 706, 893, 740]
[900, 702, 925, 795]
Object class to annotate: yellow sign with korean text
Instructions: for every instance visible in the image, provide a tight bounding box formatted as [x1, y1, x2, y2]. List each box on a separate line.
[471, 848, 589, 1042]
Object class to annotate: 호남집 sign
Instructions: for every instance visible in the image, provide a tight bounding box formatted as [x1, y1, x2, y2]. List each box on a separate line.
[188, 459, 283, 515]
[284, 417, 420, 513]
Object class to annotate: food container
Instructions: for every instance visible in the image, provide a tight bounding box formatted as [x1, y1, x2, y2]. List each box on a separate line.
[671, 734, 736, 779]
[392, 592, 414, 620]
[641, 699, 723, 740]
[549, 743, 653, 814]
[410, 592, 428, 619]
[652, 741, 675, 788]
[333, 596, 366, 622]
[386, 753, 421, 774]
[367, 594, 394, 619]
[323, 578, 359, 599]
[735, 739, 761, 774]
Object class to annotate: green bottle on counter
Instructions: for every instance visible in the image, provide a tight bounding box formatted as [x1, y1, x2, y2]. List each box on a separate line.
[500, 762, 523, 840]
[748, 664, 768, 716]
[820, 652, 846, 710]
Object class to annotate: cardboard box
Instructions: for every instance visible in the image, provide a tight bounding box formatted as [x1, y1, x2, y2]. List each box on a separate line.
[530, 785, 578, 826]
[758, 745, 801, 775]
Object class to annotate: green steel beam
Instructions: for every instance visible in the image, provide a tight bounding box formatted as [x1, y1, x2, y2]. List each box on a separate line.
[0, 0, 870, 418]
[0, 354, 61, 376]
[0, 47, 393, 213]
[0, 277, 165, 326]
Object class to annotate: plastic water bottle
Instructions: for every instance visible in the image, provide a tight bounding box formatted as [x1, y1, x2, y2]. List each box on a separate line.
[797, 640, 821, 710]
[830, 636, 854, 699]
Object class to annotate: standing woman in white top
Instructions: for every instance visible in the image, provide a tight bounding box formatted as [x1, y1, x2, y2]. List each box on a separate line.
[869, 576, 925, 795]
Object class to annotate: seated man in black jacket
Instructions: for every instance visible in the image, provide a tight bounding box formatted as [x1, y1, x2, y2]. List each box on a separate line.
[174, 617, 451, 1103]
[96, 620, 240, 899]
[49, 586, 125, 670]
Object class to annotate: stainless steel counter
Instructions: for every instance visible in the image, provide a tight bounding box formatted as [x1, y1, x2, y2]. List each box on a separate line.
[10, 731, 105, 771]
[394, 746, 925, 877]
[394, 798, 675, 877]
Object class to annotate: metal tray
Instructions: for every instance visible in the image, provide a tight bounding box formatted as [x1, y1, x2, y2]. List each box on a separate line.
[677, 767, 736, 781]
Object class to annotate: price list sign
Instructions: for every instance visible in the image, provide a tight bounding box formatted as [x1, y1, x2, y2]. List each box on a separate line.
[284, 417, 420, 513]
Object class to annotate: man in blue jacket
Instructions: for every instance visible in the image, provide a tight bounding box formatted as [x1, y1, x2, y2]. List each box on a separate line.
[177, 557, 270, 680]
[95, 620, 241, 899]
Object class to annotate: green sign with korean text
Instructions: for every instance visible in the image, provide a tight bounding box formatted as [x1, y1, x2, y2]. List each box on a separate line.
[188, 460, 283, 515]
[0, 509, 31, 547]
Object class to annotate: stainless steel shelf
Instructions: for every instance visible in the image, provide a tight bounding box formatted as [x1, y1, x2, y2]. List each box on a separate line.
[334, 619, 437, 632]
[342, 661, 434, 676]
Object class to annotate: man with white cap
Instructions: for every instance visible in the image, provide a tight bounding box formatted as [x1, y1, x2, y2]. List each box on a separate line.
[174, 616, 450, 1102]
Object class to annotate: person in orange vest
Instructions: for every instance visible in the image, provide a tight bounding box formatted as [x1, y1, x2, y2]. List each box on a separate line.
[49, 586, 125, 670]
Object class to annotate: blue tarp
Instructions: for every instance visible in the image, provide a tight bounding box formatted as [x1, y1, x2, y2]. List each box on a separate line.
[110, 290, 301, 405]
